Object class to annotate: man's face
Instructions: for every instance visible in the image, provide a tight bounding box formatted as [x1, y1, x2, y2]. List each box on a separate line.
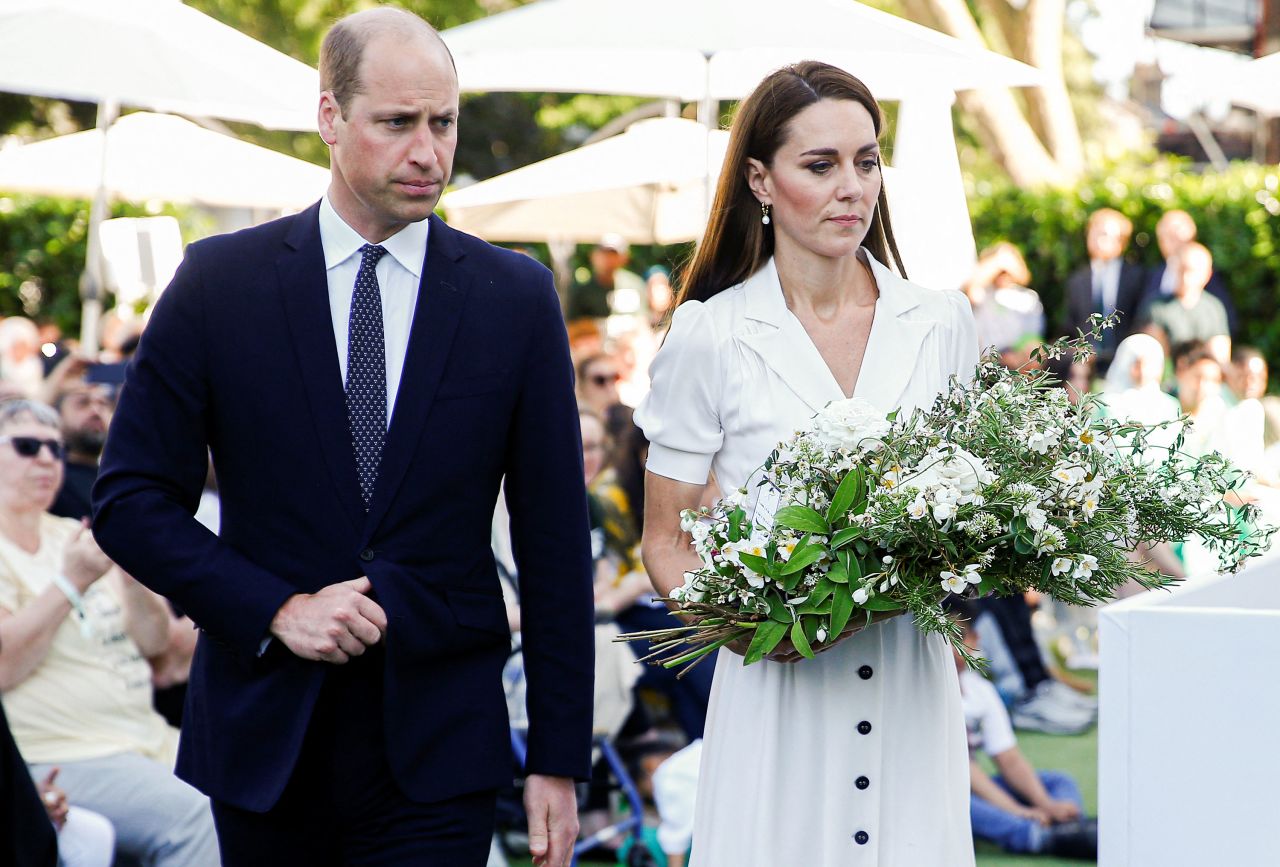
[59, 385, 114, 457]
[1086, 217, 1127, 261]
[319, 33, 459, 242]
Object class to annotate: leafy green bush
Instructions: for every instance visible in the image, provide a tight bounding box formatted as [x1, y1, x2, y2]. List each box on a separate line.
[968, 159, 1280, 364]
[0, 196, 189, 334]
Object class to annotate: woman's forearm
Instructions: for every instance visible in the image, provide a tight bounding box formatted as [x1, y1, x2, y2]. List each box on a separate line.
[0, 589, 72, 690]
[993, 749, 1055, 809]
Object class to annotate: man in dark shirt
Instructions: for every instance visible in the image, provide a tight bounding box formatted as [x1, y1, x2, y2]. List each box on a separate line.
[50, 380, 115, 520]
[565, 233, 645, 321]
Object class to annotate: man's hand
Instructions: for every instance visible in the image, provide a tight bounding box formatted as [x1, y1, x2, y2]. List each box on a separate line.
[524, 774, 578, 867]
[269, 577, 387, 663]
[37, 768, 68, 830]
[1043, 799, 1082, 823]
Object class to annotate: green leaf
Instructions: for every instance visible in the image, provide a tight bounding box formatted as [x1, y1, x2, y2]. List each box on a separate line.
[767, 597, 794, 623]
[808, 577, 836, 607]
[738, 552, 772, 577]
[773, 505, 831, 536]
[861, 596, 904, 612]
[827, 559, 849, 584]
[780, 541, 825, 575]
[830, 587, 855, 636]
[790, 619, 815, 659]
[795, 598, 833, 615]
[726, 507, 746, 542]
[826, 468, 866, 525]
[1014, 533, 1035, 556]
[744, 620, 787, 665]
[831, 526, 864, 549]
[845, 552, 863, 585]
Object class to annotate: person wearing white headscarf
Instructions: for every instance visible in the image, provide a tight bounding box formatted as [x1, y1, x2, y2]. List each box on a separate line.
[1097, 333, 1181, 454]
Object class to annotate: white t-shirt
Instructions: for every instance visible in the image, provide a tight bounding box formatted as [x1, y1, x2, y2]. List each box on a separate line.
[960, 668, 1017, 759]
[0, 514, 175, 765]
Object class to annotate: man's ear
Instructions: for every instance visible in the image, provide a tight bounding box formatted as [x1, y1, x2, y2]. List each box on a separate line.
[744, 157, 769, 204]
[317, 92, 340, 146]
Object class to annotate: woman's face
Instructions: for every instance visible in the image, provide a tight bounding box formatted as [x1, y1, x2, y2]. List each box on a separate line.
[747, 98, 882, 262]
[1131, 352, 1164, 388]
[580, 414, 606, 483]
[0, 419, 64, 514]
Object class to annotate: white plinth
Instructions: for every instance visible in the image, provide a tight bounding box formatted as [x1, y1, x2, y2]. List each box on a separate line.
[1099, 555, 1280, 867]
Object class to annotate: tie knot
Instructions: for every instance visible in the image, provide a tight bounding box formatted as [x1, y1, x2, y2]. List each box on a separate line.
[359, 244, 387, 268]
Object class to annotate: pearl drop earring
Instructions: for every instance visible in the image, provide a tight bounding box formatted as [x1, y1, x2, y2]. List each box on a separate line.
[761, 202, 771, 226]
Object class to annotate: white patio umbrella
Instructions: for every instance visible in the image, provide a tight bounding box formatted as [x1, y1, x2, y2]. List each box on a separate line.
[443, 118, 728, 245]
[443, 0, 1042, 290]
[0, 0, 320, 348]
[1227, 52, 1280, 117]
[443, 0, 1042, 107]
[0, 112, 328, 210]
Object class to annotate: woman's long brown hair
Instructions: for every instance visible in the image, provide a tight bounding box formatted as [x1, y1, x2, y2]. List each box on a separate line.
[676, 61, 908, 307]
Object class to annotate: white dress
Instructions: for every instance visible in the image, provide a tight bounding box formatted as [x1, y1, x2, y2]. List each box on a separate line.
[635, 251, 978, 866]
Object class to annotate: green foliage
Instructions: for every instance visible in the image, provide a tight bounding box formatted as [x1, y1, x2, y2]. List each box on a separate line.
[968, 158, 1280, 363]
[0, 196, 191, 333]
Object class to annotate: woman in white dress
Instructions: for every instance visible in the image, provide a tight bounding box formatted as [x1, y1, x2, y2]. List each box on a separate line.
[635, 62, 977, 865]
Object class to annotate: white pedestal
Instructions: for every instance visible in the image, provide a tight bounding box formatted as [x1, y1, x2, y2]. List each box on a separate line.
[1099, 556, 1280, 867]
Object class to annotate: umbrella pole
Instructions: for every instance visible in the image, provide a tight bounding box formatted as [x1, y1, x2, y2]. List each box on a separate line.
[79, 98, 119, 356]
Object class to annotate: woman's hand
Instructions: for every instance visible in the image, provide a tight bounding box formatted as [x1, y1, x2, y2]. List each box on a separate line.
[63, 520, 113, 594]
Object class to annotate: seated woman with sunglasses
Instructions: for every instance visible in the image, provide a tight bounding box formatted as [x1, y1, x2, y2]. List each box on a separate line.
[0, 400, 219, 867]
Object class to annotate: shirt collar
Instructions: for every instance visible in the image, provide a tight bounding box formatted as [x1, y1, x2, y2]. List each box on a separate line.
[318, 195, 429, 278]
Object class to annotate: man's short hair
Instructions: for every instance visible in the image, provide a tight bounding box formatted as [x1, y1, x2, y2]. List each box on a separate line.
[319, 8, 455, 118]
[1087, 208, 1133, 241]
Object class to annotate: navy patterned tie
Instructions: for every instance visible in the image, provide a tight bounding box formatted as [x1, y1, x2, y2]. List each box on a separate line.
[346, 244, 387, 509]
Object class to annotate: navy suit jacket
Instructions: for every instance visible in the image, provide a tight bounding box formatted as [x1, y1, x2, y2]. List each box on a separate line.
[92, 206, 595, 812]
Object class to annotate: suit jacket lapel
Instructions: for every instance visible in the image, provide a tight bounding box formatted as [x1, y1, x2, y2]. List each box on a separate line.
[362, 215, 469, 541]
[276, 203, 366, 534]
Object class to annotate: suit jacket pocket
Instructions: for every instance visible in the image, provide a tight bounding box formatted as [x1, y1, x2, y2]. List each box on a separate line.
[445, 587, 510, 636]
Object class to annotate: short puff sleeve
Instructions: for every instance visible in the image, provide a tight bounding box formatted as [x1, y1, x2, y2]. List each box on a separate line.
[634, 300, 724, 484]
[943, 288, 980, 384]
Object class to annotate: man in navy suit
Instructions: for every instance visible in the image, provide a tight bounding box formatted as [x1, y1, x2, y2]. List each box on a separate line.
[1062, 208, 1146, 376]
[92, 8, 593, 866]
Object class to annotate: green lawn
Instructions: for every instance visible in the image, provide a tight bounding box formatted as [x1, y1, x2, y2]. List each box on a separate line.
[507, 725, 1099, 867]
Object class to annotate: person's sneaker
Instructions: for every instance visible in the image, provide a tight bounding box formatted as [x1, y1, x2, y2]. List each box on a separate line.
[1041, 818, 1098, 860]
[1010, 682, 1095, 735]
[1044, 679, 1098, 714]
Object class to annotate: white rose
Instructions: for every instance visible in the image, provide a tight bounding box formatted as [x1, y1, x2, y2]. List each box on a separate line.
[811, 398, 891, 453]
[905, 447, 992, 504]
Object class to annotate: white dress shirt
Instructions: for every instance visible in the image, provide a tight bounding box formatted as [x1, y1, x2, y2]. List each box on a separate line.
[1090, 257, 1122, 314]
[318, 195, 427, 425]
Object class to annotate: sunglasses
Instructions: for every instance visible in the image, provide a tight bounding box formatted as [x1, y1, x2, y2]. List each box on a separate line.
[589, 372, 621, 387]
[0, 436, 67, 460]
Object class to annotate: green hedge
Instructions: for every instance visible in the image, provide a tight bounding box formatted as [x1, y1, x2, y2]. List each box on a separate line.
[968, 159, 1280, 365]
[0, 195, 189, 335]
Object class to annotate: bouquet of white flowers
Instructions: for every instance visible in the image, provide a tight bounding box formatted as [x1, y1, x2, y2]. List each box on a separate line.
[621, 334, 1273, 674]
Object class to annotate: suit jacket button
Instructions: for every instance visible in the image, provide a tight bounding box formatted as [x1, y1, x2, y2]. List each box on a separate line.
[857, 720, 872, 735]
[858, 665, 873, 680]
[359, 548, 375, 562]
[855, 776, 870, 790]
[854, 831, 869, 845]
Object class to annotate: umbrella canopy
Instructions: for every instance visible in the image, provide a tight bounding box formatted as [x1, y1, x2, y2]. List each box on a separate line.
[0, 0, 318, 131]
[443, 0, 1042, 101]
[0, 112, 328, 210]
[443, 118, 728, 245]
[1228, 52, 1280, 117]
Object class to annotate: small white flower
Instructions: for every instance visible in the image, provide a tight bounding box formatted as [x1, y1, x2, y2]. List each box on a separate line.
[690, 521, 710, 543]
[722, 487, 748, 509]
[932, 500, 956, 523]
[1026, 427, 1061, 455]
[907, 497, 928, 520]
[816, 626, 828, 643]
[1024, 505, 1048, 531]
[1073, 554, 1099, 579]
[679, 510, 698, 533]
[777, 538, 798, 561]
[940, 571, 968, 594]
[879, 579, 891, 593]
[882, 555, 894, 565]
[962, 564, 983, 584]
[852, 585, 871, 605]
[1051, 557, 1073, 576]
[1080, 496, 1099, 520]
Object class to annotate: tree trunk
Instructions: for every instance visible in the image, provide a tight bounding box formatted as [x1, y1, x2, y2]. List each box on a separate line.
[1024, 0, 1085, 176]
[900, 0, 1076, 187]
